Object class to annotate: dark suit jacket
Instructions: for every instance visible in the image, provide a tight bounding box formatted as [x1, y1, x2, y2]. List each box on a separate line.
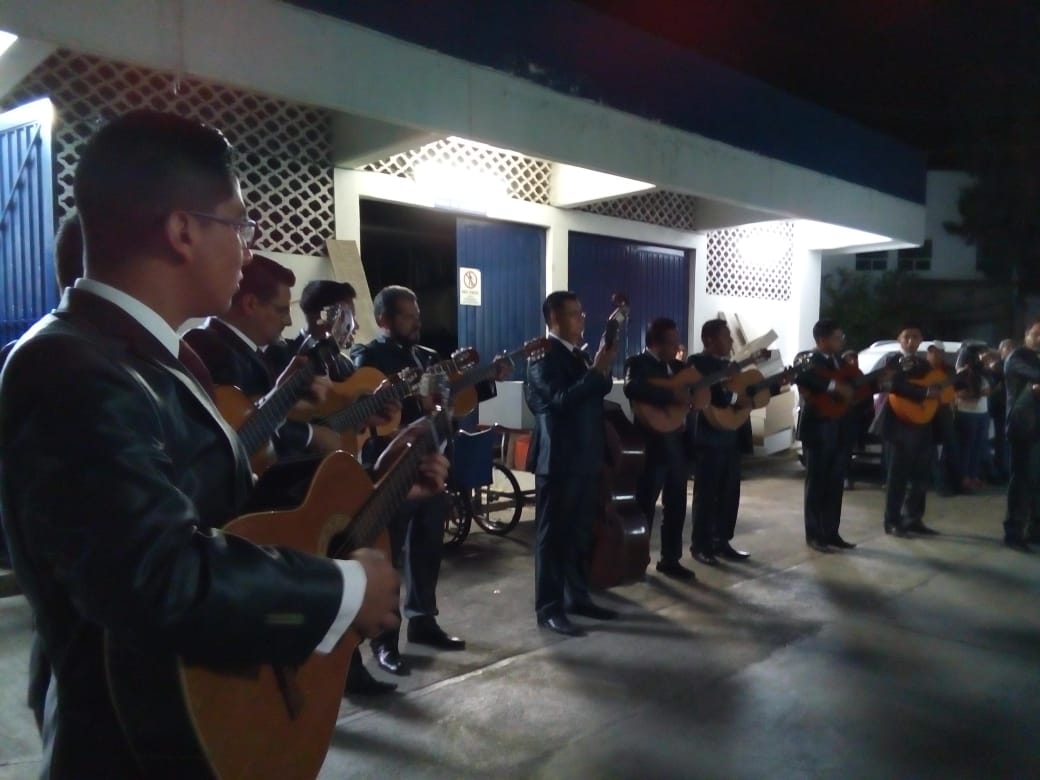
[0, 289, 344, 778]
[184, 319, 312, 457]
[1005, 346, 1040, 441]
[623, 350, 686, 457]
[795, 350, 854, 447]
[524, 337, 612, 476]
[687, 352, 740, 450]
[870, 351, 932, 444]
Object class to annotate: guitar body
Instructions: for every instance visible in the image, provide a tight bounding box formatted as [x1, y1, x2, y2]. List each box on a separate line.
[288, 366, 402, 439]
[803, 364, 869, 419]
[590, 404, 651, 589]
[448, 378, 479, 418]
[214, 385, 276, 475]
[107, 451, 372, 780]
[699, 369, 766, 431]
[630, 366, 713, 434]
[888, 367, 947, 425]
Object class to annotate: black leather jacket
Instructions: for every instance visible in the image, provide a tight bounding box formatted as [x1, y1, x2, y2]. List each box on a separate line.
[0, 289, 344, 778]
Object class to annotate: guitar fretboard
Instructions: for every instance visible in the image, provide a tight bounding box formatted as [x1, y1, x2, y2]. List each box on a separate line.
[321, 379, 413, 434]
[333, 413, 449, 555]
[237, 365, 315, 455]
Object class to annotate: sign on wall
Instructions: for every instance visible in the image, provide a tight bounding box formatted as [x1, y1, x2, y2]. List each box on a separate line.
[459, 266, 482, 306]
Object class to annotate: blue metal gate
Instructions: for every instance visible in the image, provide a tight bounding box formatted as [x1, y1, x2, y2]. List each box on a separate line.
[1, 98, 56, 345]
[456, 217, 545, 381]
[568, 232, 690, 375]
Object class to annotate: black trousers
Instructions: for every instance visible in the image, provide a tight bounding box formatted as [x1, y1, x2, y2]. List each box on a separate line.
[803, 433, 849, 543]
[636, 432, 689, 563]
[534, 473, 598, 621]
[373, 493, 448, 650]
[1005, 437, 1040, 541]
[692, 444, 741, 551]
[884, 426, 932, 528]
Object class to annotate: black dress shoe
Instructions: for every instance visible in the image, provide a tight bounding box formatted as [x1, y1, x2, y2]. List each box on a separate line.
[715, 542, 750, 561]
[884, 522, 911, 538]
[538, 613, 586, 637]
[1004, 538, 1032, 553]
[807, 539, 831, 553]
[828, 536, 857, 549]
[656, 560, 696, 581]
[568, 602, 618, 620]
[407, 618, 466, 651]
[372, 644, 408, 676]
[345, 659, 398, 697]
[906, 521, 939, 536]
[692, 550, 719, 565]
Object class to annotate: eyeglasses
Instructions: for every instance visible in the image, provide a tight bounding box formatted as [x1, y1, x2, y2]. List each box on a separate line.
[185, 211, 259, 247]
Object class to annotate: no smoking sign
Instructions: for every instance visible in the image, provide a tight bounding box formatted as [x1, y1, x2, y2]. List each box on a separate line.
[459, 266, 482, 306]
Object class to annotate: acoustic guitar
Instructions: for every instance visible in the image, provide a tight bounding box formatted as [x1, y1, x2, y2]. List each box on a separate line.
[887, 367, 958, 425]
[216, 330, 343, 475]
[632, 349, 770, 434]
[312, 367, 423, 455]
[801, 360, 894, 419]
[106, 396, 454, 780]
[446, 337, 551, 415]
[699, 355, 794, 431]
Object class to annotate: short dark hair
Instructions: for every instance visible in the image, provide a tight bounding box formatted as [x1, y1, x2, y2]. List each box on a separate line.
[700, 319, 729, 343]
[299, 280, 357, 315]
[54, 212, 84, 290]
[542, 291, 579, 327]
[813, 319, 840, 342]
[645, 317, 678, 347]
[232, 254, 295, 306]
[74, 109, 236, 268]
[899, 323, 923, 335]
[373, 285, 417, 321]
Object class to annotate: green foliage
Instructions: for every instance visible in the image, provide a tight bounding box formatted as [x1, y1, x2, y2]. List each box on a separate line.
[944, 117, 1040, 292]
[821, 269, 920, 351]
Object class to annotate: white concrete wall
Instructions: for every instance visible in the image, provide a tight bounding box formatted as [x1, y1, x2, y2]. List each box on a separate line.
[691, 228, 821, 366]
[0, 0, 925, 244]
[823, 170, 979, 280]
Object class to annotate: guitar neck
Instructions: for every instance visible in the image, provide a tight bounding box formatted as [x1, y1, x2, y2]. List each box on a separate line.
[690, 354, 759, 391]
[236, 365, 315, 455]
[450, 346, 524, 393]
[322, 379, 412, 434]
[332, 414, 446, 554]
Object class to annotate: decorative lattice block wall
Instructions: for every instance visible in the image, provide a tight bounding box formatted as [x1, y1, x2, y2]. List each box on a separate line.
[705, 221, 794, 301]
[2, 50, 334, 256]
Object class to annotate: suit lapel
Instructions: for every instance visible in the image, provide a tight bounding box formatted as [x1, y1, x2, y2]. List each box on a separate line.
[60, 290, 251, 489]
[208, 320, 274, 385]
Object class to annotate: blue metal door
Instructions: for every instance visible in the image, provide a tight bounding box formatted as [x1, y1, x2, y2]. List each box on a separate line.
[568, 232, 690, 375]
[1, 98, 56, 345]
[456, 218, 545, 381]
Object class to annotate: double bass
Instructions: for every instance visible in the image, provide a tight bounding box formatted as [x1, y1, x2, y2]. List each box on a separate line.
[589, 293, 651, 589]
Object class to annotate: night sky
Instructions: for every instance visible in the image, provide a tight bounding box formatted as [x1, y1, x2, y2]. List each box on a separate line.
[574, 0, 1040, 167]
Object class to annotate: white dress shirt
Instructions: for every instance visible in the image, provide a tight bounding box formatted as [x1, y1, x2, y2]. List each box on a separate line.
[73, 279, 364, 655]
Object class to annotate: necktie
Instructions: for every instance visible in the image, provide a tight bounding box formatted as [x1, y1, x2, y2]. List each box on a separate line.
[177, 340, 216, 400]
[573, 346, 591, 367]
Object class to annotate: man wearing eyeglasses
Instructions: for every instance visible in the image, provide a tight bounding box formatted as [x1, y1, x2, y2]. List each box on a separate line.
[0, 110, 449, 777]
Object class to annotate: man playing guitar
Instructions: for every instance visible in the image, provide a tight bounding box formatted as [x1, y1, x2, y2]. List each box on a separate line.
[0, 110, 448, 778]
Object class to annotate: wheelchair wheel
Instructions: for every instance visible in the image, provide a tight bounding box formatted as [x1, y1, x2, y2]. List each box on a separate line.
[472, 463, 523, 535]
[443, 488, 472, 548]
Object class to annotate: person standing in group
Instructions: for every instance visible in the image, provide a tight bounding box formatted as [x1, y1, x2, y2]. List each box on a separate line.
[352, 286, 469, 673]
[687, 319, 753, 565]
[871, 325, 943, 537]
[525, 291, 618, 637]
[624, 317, 695, 581]
[954, 345, 991, 492]
[795, 320, 863, 552]
[1003, 322, 1040, 551]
